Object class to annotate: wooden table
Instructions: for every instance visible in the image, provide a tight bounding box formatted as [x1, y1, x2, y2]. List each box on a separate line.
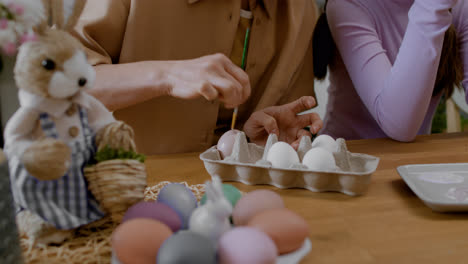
[146, 132, 468, 264]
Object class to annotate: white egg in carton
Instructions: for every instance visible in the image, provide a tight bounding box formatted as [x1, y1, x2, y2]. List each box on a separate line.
[200, 132, 380, 196]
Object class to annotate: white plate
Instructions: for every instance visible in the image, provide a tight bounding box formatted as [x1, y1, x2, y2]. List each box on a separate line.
[277, 238, 312, 264]
[397, 163, 468, 212]
[112, 238, 312, 264]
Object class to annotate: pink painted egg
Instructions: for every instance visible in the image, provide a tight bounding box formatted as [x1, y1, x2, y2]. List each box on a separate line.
[247, 208, 310, 254]
[218, 227, 277, 264]
[217, 129, 240, 159]
[232, 189, 285, 226]
[112, 219, 172, 264]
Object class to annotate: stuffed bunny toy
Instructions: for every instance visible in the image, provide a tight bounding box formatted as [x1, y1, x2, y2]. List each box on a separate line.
[189, 176, 233, 244]
[3, 0, 135, 245]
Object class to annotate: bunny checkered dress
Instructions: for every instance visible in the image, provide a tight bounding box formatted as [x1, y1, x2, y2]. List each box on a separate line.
[8, 107, 105, 230]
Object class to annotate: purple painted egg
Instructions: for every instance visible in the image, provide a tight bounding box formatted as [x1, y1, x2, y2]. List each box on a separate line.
[122, 201, 182, 232]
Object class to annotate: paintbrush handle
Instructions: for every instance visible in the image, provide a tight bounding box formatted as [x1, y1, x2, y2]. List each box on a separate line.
[231, 27, 251, 130]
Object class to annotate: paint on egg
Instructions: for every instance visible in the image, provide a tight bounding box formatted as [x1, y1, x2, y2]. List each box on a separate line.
[157, 183, 198, 229]
[218, 227, 277, 264]
[232, 189, 284, 226]
[200, 183, 242, 208]
[157, 230, 217, 264]
[217, 130, 241, 159]
[122, 201, 182, 232]
[247, 208, 310, 254]
[112, 219, 172, 264]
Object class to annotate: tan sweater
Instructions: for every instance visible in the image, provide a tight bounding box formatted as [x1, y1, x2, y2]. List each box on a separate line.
[75, 0, 318, 154]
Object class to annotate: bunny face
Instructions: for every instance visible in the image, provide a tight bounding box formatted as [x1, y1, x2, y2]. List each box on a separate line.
[14, 28, 95, 99]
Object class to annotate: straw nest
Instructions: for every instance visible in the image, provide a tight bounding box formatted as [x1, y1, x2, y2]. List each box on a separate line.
[21, 181, 205, 264]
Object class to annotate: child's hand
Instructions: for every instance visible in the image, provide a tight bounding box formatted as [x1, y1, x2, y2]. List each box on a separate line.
[22, 138, 71, 181]
[244, 96, 323, 149]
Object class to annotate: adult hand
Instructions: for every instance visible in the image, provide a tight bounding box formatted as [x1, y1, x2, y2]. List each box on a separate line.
[243, 96, 323, 149]
[165, 53, 251, 108]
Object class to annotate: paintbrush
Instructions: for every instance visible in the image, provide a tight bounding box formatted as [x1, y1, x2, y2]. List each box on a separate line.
[231, 27, 251, 130]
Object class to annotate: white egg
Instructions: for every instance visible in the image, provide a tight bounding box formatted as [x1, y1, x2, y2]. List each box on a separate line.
[266, 142, 300, 168]
[312, 135, 338, 153]
[302, 147, 336, 171]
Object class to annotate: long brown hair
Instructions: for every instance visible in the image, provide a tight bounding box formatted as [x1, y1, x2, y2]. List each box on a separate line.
[434, 25, 463, 97]
[313, 2, 463, 98]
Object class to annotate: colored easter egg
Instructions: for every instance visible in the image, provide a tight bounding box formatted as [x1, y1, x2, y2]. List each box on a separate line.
[247, 208, 310, 254]
[217, 129, 240, 159]
[122, 201, 182, 232]
[157, 183, 198, 229]
[157, 230, 217, 264]
[200, 183, 242, 207]
[112, 219, 172, 264]
[232, 189, 284, 226]
[218, 227, 277, 264]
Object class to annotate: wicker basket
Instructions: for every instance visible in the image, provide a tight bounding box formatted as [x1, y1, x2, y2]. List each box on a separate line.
[84, 159, 147, 223]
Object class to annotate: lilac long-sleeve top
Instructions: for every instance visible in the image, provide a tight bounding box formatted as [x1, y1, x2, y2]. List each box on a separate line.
[320, 0, 468, 142]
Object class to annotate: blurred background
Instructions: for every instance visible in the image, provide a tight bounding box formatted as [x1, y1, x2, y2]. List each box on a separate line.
[0, 0, 467, 147]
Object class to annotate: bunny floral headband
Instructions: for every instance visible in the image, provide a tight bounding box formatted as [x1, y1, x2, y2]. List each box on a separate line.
[0, 0, 44, 56]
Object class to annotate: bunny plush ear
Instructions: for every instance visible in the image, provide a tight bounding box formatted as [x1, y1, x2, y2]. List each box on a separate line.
[211, 176, 223, 197]
[204, 181, 215, 202]
[35, 0, 51, 33]
[205, 176, 225, 202]
[50, 0, 86, 31]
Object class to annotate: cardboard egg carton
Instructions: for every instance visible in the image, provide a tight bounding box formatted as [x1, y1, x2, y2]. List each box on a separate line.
[200, 132, 380, 196]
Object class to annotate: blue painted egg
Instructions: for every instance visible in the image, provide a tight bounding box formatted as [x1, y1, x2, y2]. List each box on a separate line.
[157, 230, 217, 264]
[157, 183, 197, 229]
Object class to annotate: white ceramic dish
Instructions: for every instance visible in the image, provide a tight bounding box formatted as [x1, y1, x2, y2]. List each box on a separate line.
[200, 133, 380, 196]
[277, 238, 312, 264]
[397, 163, 468, 212]
[112, 238, 312, 264]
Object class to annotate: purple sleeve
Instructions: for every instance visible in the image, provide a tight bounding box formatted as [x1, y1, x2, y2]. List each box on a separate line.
[452, 1, 468, 101]
[327, 0, 457, 141]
